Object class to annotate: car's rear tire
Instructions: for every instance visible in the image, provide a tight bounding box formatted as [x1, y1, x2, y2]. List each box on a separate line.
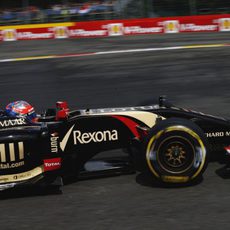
[143, 118, 209, 184]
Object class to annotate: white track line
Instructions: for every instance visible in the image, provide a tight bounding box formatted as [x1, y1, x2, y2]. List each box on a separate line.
[0, 44, 228, 63]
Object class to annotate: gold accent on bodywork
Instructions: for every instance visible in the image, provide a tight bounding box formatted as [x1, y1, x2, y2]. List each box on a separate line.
[9, 143, 15, 161]
[91, 111, 164, 128]
[18, 142, 24, 160]
[0, 165, 44, 184]
[0, 144, 6, 162]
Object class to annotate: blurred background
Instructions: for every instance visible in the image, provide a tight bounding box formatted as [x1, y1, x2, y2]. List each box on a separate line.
[0, 0, 229, 25]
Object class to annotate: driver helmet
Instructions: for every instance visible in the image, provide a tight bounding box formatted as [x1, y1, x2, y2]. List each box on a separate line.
[5, 101, 37, 122]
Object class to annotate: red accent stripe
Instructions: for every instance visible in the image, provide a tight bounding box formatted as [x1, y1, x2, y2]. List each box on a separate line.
[112, 115, 140, 138]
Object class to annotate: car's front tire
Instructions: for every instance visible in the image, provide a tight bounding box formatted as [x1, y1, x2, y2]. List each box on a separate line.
[143, 118, 209, 184]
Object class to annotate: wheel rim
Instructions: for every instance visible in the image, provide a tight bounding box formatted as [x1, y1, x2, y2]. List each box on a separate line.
[164, 143, 187, 168]
[156, 136, 195, 174]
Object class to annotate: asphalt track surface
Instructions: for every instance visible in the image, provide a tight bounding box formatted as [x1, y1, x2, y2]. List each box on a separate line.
[0, 33, 230, 230]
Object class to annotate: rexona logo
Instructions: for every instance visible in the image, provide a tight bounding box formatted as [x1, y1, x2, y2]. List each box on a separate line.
[73, 130, 118, 144]
[0, 118, 26, 128]
[59, 125, 119, 151]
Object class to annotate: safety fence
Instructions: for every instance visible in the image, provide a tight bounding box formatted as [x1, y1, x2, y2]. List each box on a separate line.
[0, 14, 229, 41]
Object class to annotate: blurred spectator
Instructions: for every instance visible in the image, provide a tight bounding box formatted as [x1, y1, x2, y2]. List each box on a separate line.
[69, 3, 80, 15]
[0, 0, 229, 25]
[52, 5, 62, 15]
[0, 1, 116, 24]
[78, 2, 92, 15]
[2, 9, 14, 20]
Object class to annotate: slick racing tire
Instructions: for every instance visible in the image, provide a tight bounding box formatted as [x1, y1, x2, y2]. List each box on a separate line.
[143, 118, 209, 184]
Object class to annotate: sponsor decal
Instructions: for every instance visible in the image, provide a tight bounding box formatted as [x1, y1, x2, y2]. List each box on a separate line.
[206, 131, 230, 138]
[2, 29, 17, 41]
[53, 26, 69, 39]
[107, 23, 124, 36]
[60, 125, 75, 151]
[95, 105, 158, 113]
[59, 124, 118, 150]
[0, 177, 9, 182]
[0, 118, 26, 128]
[0, 166, 43, 183]
[17, 32, 53, 39]
[0, 15, 230, 42]
[73, 130, 118, 144]
[0, 142, 25, 169]
[163, 20, 180, 33]
[0, 161, 24, 170]
[69, 29, 107, 37]
[162, 175, 189, 183]
[44, 158, 61, 171]
[219, 18, 230, 32]
[50, 133, 59, 153]
[124, 26, 162, 34]
[180, 23, 217, 32]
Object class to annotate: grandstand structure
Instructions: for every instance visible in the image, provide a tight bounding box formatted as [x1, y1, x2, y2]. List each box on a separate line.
[0, 0, 229, 25]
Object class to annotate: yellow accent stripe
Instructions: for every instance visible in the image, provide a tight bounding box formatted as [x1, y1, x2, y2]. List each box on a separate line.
[15, 55, 55, 62]
[0, 22, 74, 30]
[184, 44, 226, 49]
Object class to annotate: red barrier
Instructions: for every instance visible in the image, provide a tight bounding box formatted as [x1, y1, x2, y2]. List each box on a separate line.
[0, 14, 229, 41]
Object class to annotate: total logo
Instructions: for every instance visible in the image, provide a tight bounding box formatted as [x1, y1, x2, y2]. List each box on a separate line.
[44, 158, 61, 172]
[59, 125, 118, 151]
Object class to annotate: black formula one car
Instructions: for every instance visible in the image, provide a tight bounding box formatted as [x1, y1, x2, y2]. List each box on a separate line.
[0, 96, 230, 191]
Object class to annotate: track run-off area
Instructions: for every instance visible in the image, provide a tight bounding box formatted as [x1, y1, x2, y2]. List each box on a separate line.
[0, 32, 230, 230]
